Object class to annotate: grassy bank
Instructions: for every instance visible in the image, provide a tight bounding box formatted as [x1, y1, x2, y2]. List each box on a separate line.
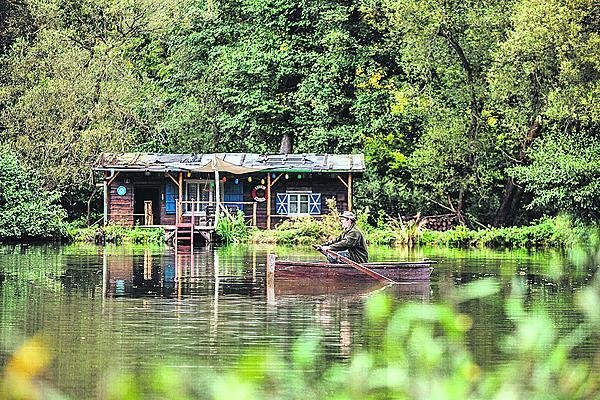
[420, 215, 600, 249]
[66, 224, 165, 245]
[64, 214, 599, 250]
[250, 214, 599, 249]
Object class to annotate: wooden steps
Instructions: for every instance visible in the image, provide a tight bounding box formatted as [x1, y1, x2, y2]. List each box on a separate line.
[175, 222, 194, 249]
[172, 202, 215, 249]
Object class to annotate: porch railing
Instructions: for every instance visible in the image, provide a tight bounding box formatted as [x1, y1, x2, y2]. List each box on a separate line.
[177, 200, 258, 227]
[178, 200, 212, 227]
[106, 200, 259, 227]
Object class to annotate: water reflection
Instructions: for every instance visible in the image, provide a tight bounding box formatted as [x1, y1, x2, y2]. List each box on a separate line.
[103, 246, 218, 298]
[1, 244, 597, 399]
[101, 246, 432, 303]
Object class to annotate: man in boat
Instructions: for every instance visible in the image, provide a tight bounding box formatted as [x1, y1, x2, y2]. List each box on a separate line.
[318, 211, 369, 264]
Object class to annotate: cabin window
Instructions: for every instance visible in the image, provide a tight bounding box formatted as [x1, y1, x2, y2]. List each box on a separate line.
[185, 180, 213, 213]
[276, 192, 321, 216]
[165, 183, 177, 215]
[224, 180, 244, 212]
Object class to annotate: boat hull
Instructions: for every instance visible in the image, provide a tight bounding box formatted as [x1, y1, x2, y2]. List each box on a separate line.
[273, 259, 434, 282]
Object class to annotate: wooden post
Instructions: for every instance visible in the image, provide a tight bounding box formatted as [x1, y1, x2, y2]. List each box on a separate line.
[347, 172, 353, 211]
[266, 173, 284, 229]
[103, 172, 108, 226]
[252, 202, 257, 227]
[267, 173, 272, 229]
[214, 168, 220, 229]
[144, 201, 153, 225]
[102, 247, 108, 300]
[178, 172, 183, 223]
[266, 254, 276, 304]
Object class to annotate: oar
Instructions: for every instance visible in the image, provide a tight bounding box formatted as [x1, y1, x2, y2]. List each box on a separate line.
[314, 246, 397, 284]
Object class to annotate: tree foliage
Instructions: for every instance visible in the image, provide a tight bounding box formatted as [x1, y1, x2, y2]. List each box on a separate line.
[0, 0, 598, 226]
[0, 148, 66, 239]
[0, 0, 170, 214]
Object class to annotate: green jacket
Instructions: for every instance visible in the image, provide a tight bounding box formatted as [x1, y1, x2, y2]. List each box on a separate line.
[325, 224, 369, 263]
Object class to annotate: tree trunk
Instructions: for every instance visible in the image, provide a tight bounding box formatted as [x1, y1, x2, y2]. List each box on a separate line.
[437, 24, 481, 143]
[494, 177, 524, 227]
[279, 133, 293, 154]
[494, 117, 541, 226]
[447, 192, 466, 226]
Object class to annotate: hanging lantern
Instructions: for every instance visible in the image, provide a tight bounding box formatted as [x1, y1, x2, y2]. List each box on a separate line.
[271, 173, 276, 178]
[261, 179, 265, 185]
[248, 177, 253, 182]
[285, 174, 289, 180]
[235, 178, 239, 184]
[186, 172, 191, 178]
[297, 174, 302, 179]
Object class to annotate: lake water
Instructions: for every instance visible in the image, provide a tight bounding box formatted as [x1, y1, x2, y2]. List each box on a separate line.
[0, 244, 597, 398]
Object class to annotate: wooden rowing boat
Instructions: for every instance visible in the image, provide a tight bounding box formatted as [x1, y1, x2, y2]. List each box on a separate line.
[268, 255, 435, 282]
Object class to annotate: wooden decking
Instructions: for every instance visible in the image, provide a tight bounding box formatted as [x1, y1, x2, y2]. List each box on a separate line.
[141, 224, 214, 246]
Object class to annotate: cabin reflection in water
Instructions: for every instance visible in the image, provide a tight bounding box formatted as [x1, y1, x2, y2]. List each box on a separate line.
[103, 248, 219, 298]
[101, 248, 431, 301]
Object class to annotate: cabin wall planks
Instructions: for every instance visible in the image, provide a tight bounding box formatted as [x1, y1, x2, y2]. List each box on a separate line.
[106, 172, 355, 229]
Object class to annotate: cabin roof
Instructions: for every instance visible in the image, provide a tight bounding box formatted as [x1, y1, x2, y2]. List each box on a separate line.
[94, 152, 365, 173]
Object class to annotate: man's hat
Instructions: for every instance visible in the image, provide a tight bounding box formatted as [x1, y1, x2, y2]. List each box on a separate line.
[340, 211, 356, 221]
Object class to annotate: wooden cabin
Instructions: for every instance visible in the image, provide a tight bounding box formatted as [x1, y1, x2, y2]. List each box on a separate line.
[94, 153, 364, 242]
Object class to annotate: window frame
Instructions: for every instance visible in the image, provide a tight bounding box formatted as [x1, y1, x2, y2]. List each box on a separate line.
[286, 191, 312, 216]
[184, 179, 214, 214]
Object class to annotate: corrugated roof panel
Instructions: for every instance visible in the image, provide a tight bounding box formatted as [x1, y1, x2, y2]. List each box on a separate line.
[95, 152, 365, 172]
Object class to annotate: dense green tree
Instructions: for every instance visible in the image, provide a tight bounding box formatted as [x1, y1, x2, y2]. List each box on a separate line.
[0, 148, 66, 239]
[0, 0, 36, 54]
[512, 134, 600, 220]
[0, 0, 171, 215]
[489, 0, 600, 223]
[0, 0, 598, 226]
[361, 0, 599, 226]
[367, 0, 513, 225]
[158, 0, 368, 154]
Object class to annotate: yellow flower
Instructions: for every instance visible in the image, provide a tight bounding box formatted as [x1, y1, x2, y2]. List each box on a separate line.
[2, 335, 53, 400]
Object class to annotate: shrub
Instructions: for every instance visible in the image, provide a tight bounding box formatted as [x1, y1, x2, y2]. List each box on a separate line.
[66, 224, 165, 244]
[0, 149, 66, 241]
[216, 210, 251, 244]
[65, 225, 97, 243]
[418, 215, 599, 249]
[273, 216, 328, 245]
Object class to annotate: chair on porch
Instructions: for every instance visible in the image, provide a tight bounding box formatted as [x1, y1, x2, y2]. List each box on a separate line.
[197, 205, 215, 226]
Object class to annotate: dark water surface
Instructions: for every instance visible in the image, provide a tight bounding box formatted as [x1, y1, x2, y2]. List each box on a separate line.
[0, 244, 597, 398]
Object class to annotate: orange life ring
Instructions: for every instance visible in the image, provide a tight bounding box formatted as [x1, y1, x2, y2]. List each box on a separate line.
[251, 185, 267, 202]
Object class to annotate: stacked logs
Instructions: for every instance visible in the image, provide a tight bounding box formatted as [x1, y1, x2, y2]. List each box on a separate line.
[401, 213, 458, 231]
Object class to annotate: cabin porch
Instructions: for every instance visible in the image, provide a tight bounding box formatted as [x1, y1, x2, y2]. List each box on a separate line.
[95, 153, 365, 246]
